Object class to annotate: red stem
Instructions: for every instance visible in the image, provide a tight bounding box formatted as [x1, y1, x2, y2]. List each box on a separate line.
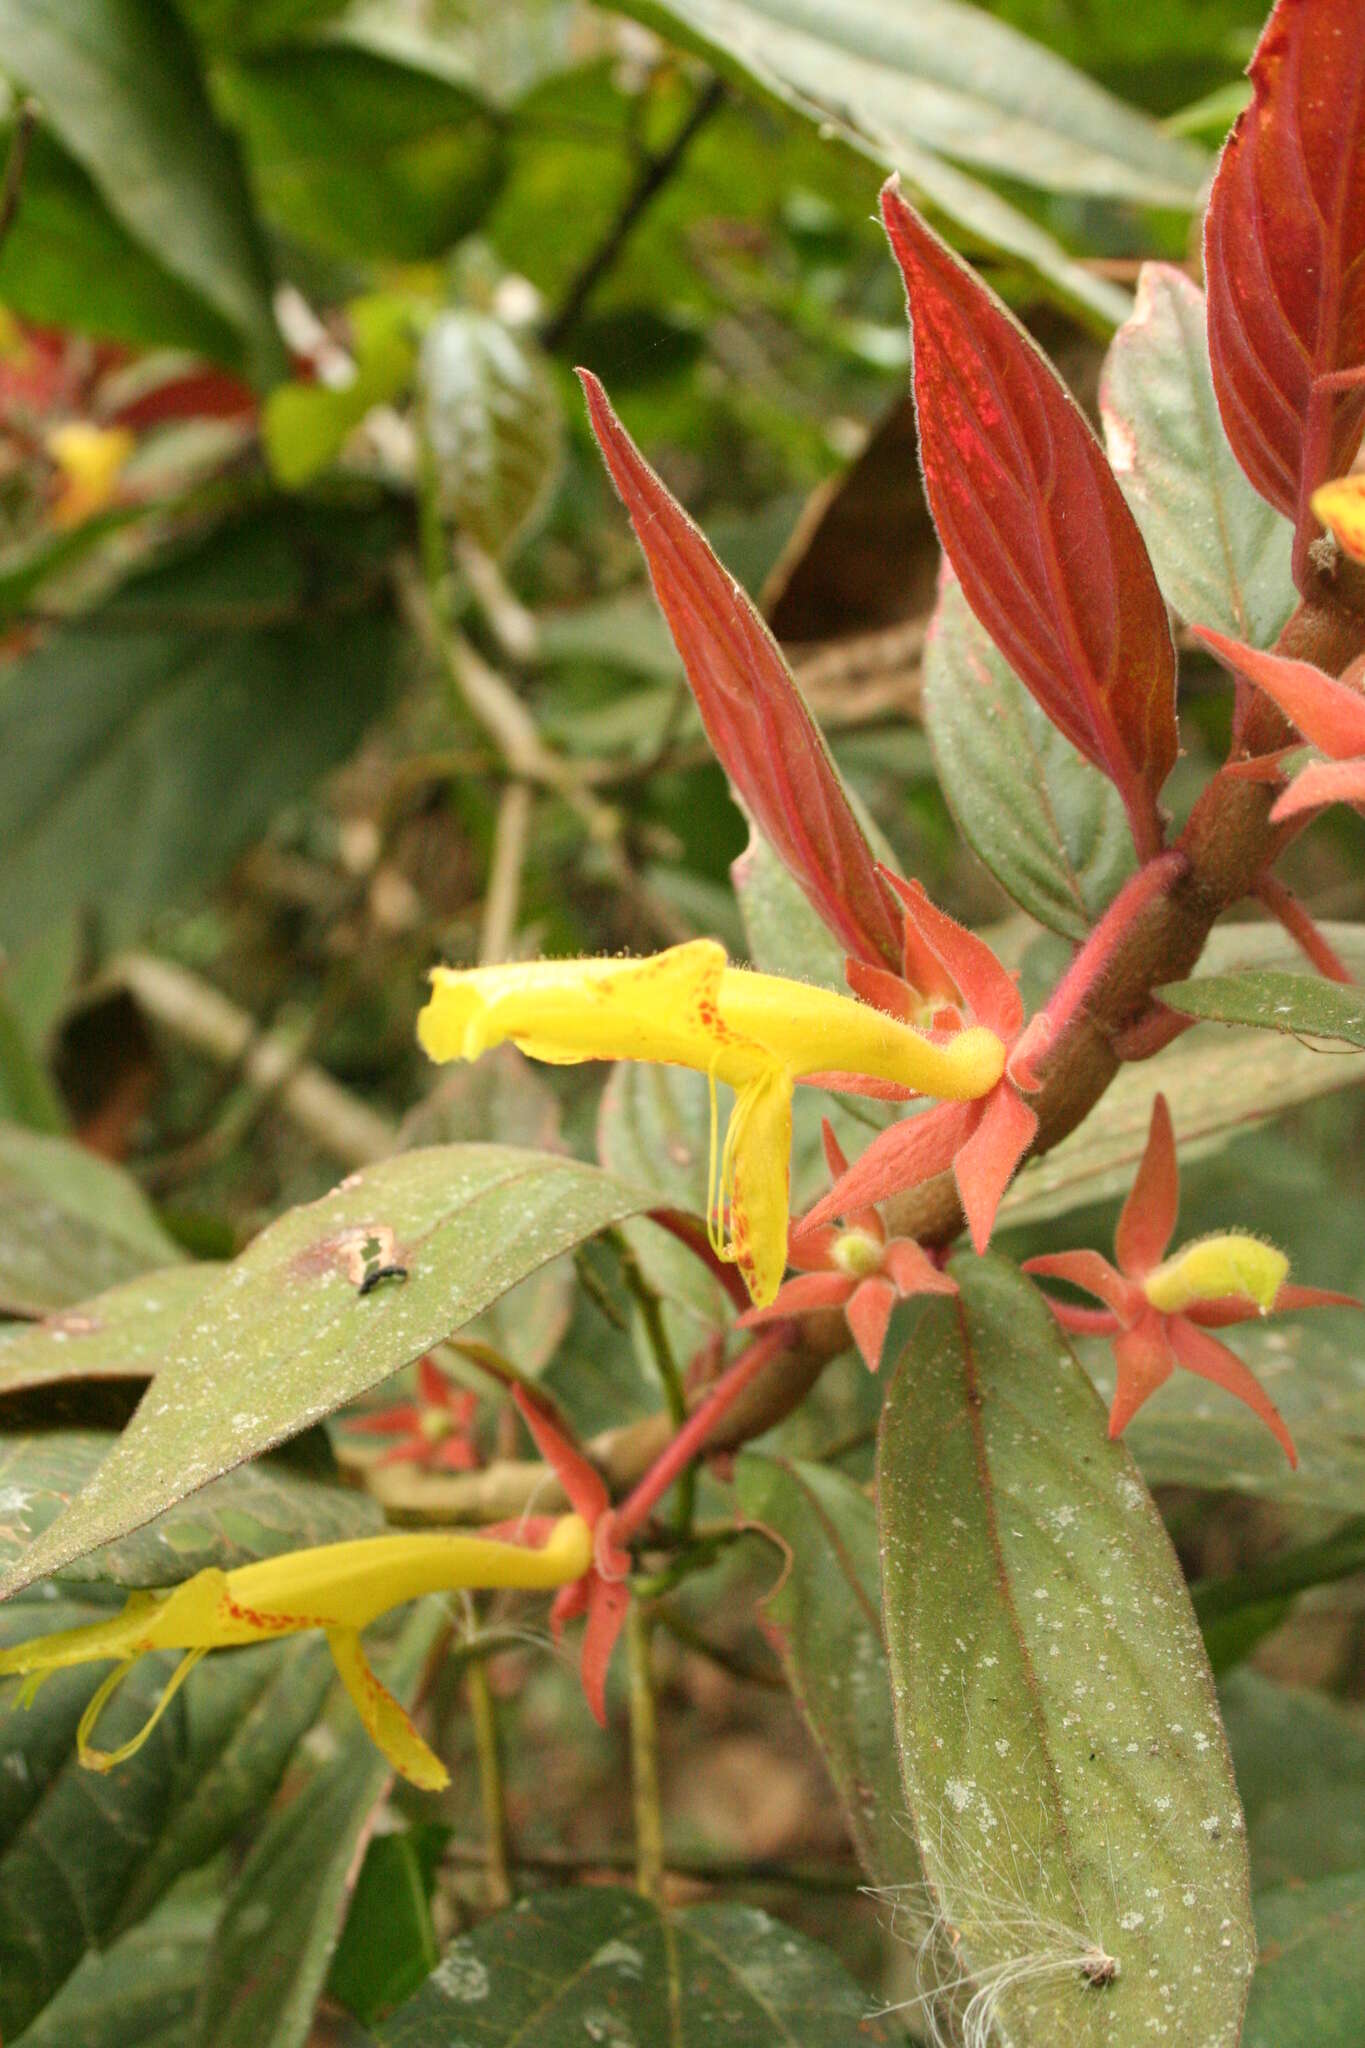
[613, 1326, 795, 1542]
[647, 1208, 752, 1311]
[1011, 851, 1188, 1085]
[1255, 874, 1354, 982]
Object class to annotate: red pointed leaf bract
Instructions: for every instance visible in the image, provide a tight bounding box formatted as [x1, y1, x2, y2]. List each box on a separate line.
[1274, 758, 1365, 820]
[880, 181, 1176, 862]
[579, 371, 904, 969]
[953, 1083, 1037, 1253]
[1115, 1093, 1180, 1278]
[1204, 0, 1365, 580]
[1194, 628, 1365, 759]
[1109, 1315, 1175, 1439]
[511, 1387, 609, 1527]
[1167, 1317, 1298, 1467]
[845, 1277, 897, 1373]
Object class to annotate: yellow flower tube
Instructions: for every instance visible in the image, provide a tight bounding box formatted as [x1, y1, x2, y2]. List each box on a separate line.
[418, 939, 1005, 1305]
[46, 422, 135, 530]
[0, 1516, 594, 1789]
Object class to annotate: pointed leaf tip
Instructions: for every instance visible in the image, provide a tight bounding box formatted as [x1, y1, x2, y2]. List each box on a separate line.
[879, 184, 1176, 862]
[578, 370, 904, 969]
[1115, 1092, 1180, 1277]
[1204, 0, 1365, 582]
[1194, 628, 1365, 762]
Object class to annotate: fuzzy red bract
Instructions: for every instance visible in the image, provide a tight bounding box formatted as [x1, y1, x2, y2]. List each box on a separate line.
[1195, 630, 1365, 761]
[793, 884, 1037, 1253]
[741, 1120, 955, 1371]
[1195, 629, 1365, 819]
[578, 369, 905, 970]
[1204, 0, 1365, 581]
[1025, 1094, 1359, 1460]
[879, 180, 1177, 863]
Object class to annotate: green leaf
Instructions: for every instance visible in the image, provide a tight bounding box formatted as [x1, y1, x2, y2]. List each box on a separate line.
[219, 39, 505, 263]
[1243, 1868, 1365, 2048]
[188, 1603, 445, 2048]
[397, 1047, 574, 1372]
[420, 310, 562, 557]
[1221, 1672, 1365, 1889]
[10, 1886, 219, 2048]
[328, 1826, 444, 2025]
[0, 983, 65, 1135]
[732, 824, 847, 989]
[0, 1145, 648, 1596]
[625, 0, 1206, 203]
[923, 576, 1135, 940]
[1115, 1318, 1365, 1515]
[183, 0, 350, 51]
[0, 1125, 183, 1318]
[877, 1256, 1254, 2044]
[264, 295, 418, 488]
[0, 124, 243, 367]
[613, 0, 1209, 325]
[375, 1891, 906, 2046]
[1001, 976, 1365, 1231]
[1100, 266, 1296, 644]
[0, 1266, 218, 1402]
[0, 502, 404, 953]
[1160, 969, 1365, 1050]
[0, 0, 282, 382]
[734, 1453, 916, 1887]
[0, 1586, 332, 2038]
[0, 1428, 381, 1586]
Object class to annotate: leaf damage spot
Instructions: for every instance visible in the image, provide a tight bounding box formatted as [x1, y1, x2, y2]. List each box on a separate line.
[291, 1224, 410, 1293]
[42, 1311, 100, 1339]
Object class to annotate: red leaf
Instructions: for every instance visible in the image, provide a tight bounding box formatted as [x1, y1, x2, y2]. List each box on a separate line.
[880, 181, 1177, 863]
[1204, 0, 1365, 581]
[109, 365, 257, 432]
[578, 370, 904, 969]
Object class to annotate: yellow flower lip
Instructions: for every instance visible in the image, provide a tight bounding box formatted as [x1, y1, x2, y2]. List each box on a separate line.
[0, 1517, 594, 1788]
[417, 940, 1005, 1306]
[1142, 1234, 1288, 1318]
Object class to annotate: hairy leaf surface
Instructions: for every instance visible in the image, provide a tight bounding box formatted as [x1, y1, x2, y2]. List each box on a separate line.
[0, 1146, 646, 1596]
[582, 372, 906, 968]
[882, 186, 1177, 859]
[1101, 265, 1297, 645]
[923, 574, 1134, 938]
[1204, 0, 1365, 577]
[878, 1257, 1254, 2044]
[735, 1452, 918, 1888]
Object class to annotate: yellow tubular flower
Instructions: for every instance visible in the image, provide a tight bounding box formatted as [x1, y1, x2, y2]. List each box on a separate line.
[417, 939, 1006, 1306]
[1311, 475, 1365, 566]
[1142, 1234, 1288, 1318]
[0, 1516, 594, 1789]
[45, 422, 135, 529]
